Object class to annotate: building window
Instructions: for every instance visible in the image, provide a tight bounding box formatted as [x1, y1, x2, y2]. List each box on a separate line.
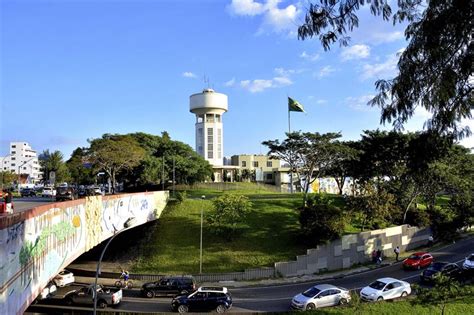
[11, 157, 15, 160]
[197, 115, 204, 123]
[206, 114, 214, 123]
[266, 173, 273, 180]
[11, 145, 16, 148]
[217, 128, 222, 159]
[216, 115, 221, 122]
[11, 151, 16, 154]
[11, 163, 15, 167]
[242, 161, 246, 167]
[207, 128, 213, 159]
[253, 161, 259, 167]
[23, 167, 27, 170]
[267, 161, 272, 167]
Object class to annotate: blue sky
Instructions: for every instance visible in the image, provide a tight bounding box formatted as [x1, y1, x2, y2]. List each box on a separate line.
[1, 0, 472, 158]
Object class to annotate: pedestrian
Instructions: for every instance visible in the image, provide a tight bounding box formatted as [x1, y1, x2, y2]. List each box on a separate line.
[428, 235, 434, 247]
[394, 246, 400, 262]
[371, 249, 377, 263]
[4, 190, 13, 214]
[376, 249, 382, 265]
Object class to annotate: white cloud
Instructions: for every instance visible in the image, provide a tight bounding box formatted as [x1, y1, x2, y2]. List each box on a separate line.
[341, 44, 370, 61]
[360, 48, 404, 80]
[182, 72, 197, 78]
[371, 31, 404, 44]
[316, 99, 328, 105]
[345, 94, 376, 112]
[224, 78, 236, 87]
[315, 65, 336, 78]
[240, 79, 273, 92]
[273, 76, 292, 85]
[228, 0, 302, 35]
[300, 51, 320, 61]
[228, 0, 265, 16]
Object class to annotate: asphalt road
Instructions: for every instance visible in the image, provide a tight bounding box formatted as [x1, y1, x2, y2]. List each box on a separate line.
[27, 236, 474, 314]
[11, 196, 55, 212]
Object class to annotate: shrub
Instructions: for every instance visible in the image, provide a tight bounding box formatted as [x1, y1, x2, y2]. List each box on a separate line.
[175, 191, 187, 203]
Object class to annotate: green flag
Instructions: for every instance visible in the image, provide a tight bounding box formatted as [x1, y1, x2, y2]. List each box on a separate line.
[288, 97, 305, 112]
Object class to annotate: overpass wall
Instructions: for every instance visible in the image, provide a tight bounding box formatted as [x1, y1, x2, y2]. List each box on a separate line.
[0, 191, 169, 315]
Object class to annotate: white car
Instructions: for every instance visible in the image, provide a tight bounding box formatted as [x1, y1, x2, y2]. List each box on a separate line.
[53, 270, 75, 287]
[360, 277, 411, 302]
[463, 254, 474, 269]
[42, 187, 56, 198]
[291, 284, 351, 310]
[37, 282, 57, 300]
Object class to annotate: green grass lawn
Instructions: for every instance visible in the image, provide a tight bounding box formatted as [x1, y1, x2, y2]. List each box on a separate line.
[309, 294, 474, 315]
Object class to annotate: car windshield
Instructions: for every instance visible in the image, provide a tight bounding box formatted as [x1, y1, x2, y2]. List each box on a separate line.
[302, 286, 321, 298]
[467, 255, 474, 261]
[408, 255, 421, 260]
[369, 280, 387, 290]
[428, 262, 446, 271]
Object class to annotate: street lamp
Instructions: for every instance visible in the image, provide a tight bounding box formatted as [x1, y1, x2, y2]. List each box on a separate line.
[199, 195, 205, 274]
[93, 218, 135, 314]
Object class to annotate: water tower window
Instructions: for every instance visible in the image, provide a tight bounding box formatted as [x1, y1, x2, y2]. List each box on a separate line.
[207, 128, 214, 159]
[206, 114, 214, 123]
[217, 128, 222, 159]
[216, 115, 221, 122]
[197, 115, 204, 123]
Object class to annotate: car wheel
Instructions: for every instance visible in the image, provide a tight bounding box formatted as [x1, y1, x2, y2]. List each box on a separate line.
[126, 281, 133, 289]
[401, 291, 408, 297]
[216, 304, 226, 313]
[377, 296, 383, 301]
[98, 300, 107, 309]
[177, 305, 189, 313]
[339, 298, 348, 305]
[306, 303, 316, 310]
[115, 280, 122, 288]
[145, 290, 154, 298]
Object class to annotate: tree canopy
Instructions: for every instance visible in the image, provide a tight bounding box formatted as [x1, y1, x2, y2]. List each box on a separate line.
[298, 0, 473, 138]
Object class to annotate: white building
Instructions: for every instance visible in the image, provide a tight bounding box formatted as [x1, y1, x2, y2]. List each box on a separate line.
[0, 142, 42, 183]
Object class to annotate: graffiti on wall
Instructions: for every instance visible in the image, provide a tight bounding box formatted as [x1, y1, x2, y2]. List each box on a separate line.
[0, 191, 169, 315]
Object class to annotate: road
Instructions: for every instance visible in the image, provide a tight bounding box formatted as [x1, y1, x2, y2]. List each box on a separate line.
[12, 196, 54, 212]
[27, 236, 474, 314]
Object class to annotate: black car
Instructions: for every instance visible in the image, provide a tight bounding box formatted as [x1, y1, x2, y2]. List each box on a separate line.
[171, 287, 232, 313]
[55, 187, 78, 201]
[420, 262, 463, 283]
[20, 188, 37, 197]
[142, 276, 196, 298]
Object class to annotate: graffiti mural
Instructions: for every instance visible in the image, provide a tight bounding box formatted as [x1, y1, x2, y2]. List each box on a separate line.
[0, 191, 168, 315]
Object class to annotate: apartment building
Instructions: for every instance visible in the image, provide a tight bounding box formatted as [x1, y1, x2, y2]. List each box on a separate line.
[0, 142, 42, 183]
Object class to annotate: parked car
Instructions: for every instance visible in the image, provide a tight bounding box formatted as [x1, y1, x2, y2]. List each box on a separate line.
[65, 284, 122, 309]
[55, 186, 78, 201]
[420, 262, 463, 283]
[42, 187, 56, 198]
[402, 252, 433, 270]
[171, 286, 232, 313]
[142, 276, 196, 298]
[20, 188, 37, 197]
[291, 284, 351, 310]
[360, 277, 411, 302]
[36, 282, 57, 301]
[53, 270, 75, 287]
[463, 254, 474, 270]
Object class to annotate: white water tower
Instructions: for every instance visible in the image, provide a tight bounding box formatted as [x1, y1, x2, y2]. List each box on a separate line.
[189, 89, 228, 166]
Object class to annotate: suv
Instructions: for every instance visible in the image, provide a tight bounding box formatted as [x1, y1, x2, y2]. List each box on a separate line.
[142, 276, 196, 298]
[20, 188, 37, 197]
[171, 286, 232, 313]
[56, 186, 78, 201]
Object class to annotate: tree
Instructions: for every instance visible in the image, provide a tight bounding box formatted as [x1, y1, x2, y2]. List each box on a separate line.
[0, 171, 16, 188]
[263, 131, 342, 206]
[39, 150, 71, 185]
[207, 194, 252, 241]
[299, 194, 345, 245]
[66, 147, 95, 185]
[323, 141, 359, 194]
[298, 0, 473, 138]
[88, 135, 145, 193]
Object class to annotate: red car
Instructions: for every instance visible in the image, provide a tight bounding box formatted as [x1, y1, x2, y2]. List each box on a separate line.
[403, 252, 433, 270]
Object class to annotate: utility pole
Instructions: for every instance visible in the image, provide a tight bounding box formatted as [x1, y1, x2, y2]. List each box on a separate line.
[172, 156, 175, 197]
[199, 195, 205, 274]
[162, 156, 165, 191]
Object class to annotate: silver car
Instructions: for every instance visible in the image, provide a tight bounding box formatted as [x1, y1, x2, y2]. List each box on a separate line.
[291, 284, 351, 310]
[360, 277, 411, 302]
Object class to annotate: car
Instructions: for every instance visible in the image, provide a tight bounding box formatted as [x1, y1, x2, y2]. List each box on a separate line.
[42, 187, 56, 198]
[420, 262, 463, 283]
[463, 254, 474, 270]
[142, 276, 196, 298]
[291, 284, 351, 310]
[20, 188, 37, 197]
[53, 270, 75, 287]
[171, 286, 232, 313]
[37, 282, 57, 301]
[360, 277, 411, 302]
[55, 186, 78, 201]
[402, 252, 433, 270]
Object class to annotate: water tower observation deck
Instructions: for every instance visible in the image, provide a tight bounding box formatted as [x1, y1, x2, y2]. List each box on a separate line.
[189, 88, 228, 115]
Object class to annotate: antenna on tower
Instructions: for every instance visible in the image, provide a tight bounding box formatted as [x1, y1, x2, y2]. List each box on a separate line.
[203, 75, 210, 89]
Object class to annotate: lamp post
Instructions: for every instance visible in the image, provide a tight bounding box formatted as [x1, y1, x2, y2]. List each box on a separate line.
[199, 195, 205, 274]
[93, 219, 135, 315]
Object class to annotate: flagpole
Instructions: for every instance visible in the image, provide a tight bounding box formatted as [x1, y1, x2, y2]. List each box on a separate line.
[288, 102, 293, 194]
